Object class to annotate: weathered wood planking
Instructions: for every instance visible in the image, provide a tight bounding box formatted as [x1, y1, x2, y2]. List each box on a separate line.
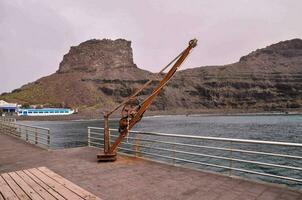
[28, 168, 84, 200]
[1, 173, 30, 200]
[9, 172, 44, 200]
[23, 170, 66, 200]
[0, 176, 19, 200]
[38, 167, 102, 200]
[0, 167, 102, 200]
[16, 171, 57, 200]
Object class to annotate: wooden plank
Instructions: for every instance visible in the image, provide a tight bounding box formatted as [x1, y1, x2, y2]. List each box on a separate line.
[9, 172, 44, 200]
[0, 192, 4, 200]
[16, 170, 57, 200]
[1, 173, 31, 200]
[38, 167, 102, 200]
[28, 168, 83, 200]
[0, 175, 19, 200]
[23, 170, 66, 200]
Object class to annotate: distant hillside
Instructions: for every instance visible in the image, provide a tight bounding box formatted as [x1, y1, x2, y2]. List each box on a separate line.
[168, 39, 302, 112]
[1, 38, 302, 115]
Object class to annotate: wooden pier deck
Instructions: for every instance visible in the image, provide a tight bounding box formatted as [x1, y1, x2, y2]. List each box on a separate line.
[0, 167, 101, 200]
[0, 133, 301, 200]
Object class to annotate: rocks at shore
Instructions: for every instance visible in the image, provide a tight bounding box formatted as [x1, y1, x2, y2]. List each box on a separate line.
[1, 38, 302, 114]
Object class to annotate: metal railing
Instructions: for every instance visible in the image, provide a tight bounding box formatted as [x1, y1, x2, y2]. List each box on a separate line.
[0, 120, 50, 149]
[0, 117, 16, 123]
[88, 127, 302, 187]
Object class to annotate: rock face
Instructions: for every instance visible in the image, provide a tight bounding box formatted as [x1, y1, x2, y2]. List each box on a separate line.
[1, 38, 302, 114]
[0, 39, 152, 112]
[166, 39, 302, 112]
[239, 38, 302, 72]
[58, 39, 137, 73]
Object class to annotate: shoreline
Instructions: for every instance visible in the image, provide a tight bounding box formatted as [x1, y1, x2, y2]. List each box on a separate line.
[13, 109, 302, 121]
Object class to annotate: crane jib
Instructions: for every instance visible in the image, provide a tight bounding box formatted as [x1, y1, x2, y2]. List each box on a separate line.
[97, 39, 198, 161]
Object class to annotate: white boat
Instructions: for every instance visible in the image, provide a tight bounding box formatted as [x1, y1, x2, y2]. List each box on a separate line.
[17, 108, 74, 116]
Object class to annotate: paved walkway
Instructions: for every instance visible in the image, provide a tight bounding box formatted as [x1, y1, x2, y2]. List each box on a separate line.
[0, 134, 301, 200]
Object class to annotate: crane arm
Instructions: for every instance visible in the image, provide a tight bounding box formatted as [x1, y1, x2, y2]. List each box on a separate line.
[98, 39, 198, 161]
[109, 39, 197, 153]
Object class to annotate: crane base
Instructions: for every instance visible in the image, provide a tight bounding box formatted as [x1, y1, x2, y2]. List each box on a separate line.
[97, 152, 117, 162]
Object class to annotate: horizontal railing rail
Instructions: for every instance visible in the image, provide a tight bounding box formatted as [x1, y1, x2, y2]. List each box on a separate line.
[88, 127, 302, 187]
[0, 120, 50, 149]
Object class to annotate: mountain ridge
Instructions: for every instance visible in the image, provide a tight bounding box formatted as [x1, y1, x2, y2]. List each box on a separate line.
[1, 38, 302, 115]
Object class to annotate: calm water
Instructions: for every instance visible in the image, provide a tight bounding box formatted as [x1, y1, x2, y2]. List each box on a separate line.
[21, 114, 302, 148]
[21, 114, 302, 187]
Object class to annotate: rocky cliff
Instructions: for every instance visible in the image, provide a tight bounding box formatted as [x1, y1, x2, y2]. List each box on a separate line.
[166, 39, 302, 112]
[58, 39, 137, 73]
[1, 38, 301, 115]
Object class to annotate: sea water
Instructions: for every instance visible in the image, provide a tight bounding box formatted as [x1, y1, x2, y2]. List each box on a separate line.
[22, 114, 302, 148]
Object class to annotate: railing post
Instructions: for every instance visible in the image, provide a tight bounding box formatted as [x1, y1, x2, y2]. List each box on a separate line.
[1, 121, 4, 134]
[0, 121, 2, 134]
[9, 122, 13, 136]
[6, 123, 9, 135]
[172, 142, 176, 166]
[12, 123, 16, 137]
[88, 128, 91, 147]
[134, 134, 140, 157]
[15, 124, 19, 137]
[26, 127, 28, 142]
[2, 122, 6, 135]
[229, 141, 233, 176]
[47, 129, 50, 149]
[103, 115, 110, 153]
[35, 127, 38, 144]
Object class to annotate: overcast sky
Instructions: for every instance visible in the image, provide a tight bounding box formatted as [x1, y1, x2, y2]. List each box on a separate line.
[0, 0, 301, 93]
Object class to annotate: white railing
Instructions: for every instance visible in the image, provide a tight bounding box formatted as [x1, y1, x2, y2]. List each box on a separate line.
[88, 127, 302, 187]
[0, 117, 16, 123]
[0, 120, 50, 149]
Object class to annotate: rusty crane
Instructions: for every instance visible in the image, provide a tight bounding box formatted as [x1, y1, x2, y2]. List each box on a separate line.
[97, 39, 198, 161]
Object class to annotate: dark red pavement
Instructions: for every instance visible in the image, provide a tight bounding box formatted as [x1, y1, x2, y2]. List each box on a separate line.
[0, 133, 301, 200]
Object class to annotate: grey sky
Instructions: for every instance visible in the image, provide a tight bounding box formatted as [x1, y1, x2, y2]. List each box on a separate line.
[1, 0, 301, 93]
